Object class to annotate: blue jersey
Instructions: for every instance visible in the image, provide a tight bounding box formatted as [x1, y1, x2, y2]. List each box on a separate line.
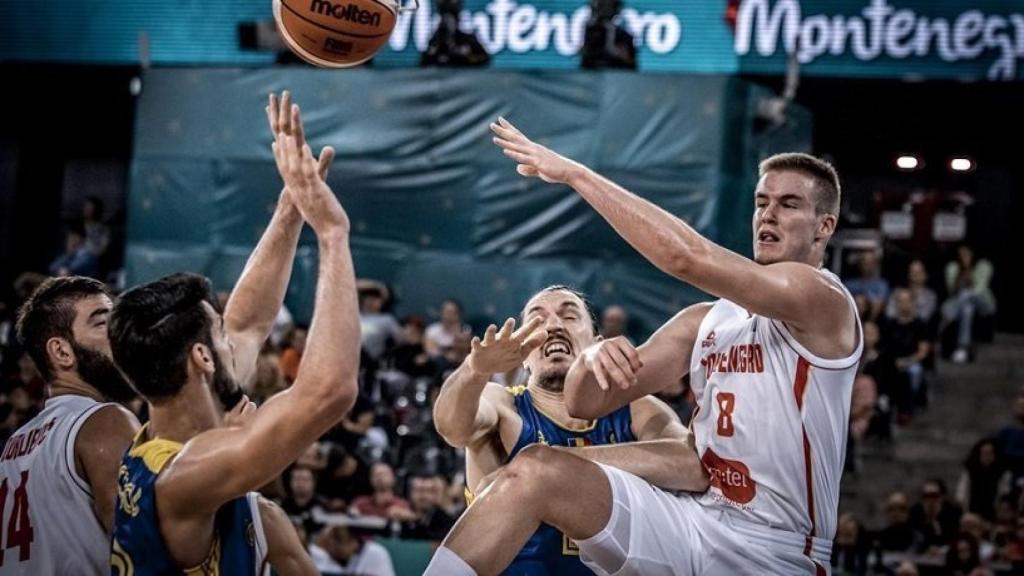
[111, 425, 267, 576]
[504, 386, 635, 576]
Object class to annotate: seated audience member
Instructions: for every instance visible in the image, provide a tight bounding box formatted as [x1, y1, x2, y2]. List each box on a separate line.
[831, 513, 869, 575]
[942, 245, 996, 363]
[310, 525, 396, 576]
[48, 225, 99, 278]
[956, 439, 1008, 521]
[599, 304, 628, 338]
[887, 259, 938, 327]
[351, 463, 415, 523]
[945, 532, 983, 576]
[845, 250, 889, 322]
[910, 479, 963, 553]
[359, 280, 401, 363]
[400, 472, 456, 541]
[424, 299, 468, 359]
[878, 491, 919, 552]
[881, 289, 931, 420]
[278, 326, 308, 384]
[959, 513, 998, 563]
[282, 465, 329, 536]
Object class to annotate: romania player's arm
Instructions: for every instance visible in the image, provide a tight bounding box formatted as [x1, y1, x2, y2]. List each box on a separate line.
[560, 396, 708, 492]
[434, 316, 545, 448]
[75, 404, 140, 534]
[259, 496, 318, 576]
[224, 92, 334, 387]
[565, 303, 710, 419]
[160, 126, 359, 515]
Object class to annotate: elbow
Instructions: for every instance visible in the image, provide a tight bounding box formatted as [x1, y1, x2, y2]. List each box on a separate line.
[432, 408, 471, 449]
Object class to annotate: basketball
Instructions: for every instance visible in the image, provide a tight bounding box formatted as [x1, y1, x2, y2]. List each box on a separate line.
[273, 0, 398, 68]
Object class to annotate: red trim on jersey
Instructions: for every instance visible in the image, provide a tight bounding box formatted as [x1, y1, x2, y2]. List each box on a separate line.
[793, 357, 817, 541]
[793, 357, 811, 410]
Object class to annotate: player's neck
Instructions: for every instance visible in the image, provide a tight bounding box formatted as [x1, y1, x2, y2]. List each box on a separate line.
[147, 379, 220, 444]
[48, 372, 105, 403]
[527, 383, 594, 429]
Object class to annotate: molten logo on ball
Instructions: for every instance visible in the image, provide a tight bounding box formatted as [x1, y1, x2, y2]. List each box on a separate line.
[310, 0, 383, 27]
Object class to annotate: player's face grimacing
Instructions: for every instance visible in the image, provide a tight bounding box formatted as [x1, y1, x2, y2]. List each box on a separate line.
[520, 290, 596, 392]
[752, 170, 833, 265]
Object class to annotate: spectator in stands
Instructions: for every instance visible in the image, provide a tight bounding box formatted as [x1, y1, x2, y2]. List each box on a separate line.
[887, 259, 938, 326]
[1000, 516, 1024, 564]
[252, 347, 287, 404]
[81, 196, 111, 258]
[309, 524, 396, 576]
[425, 299, 468, 360]
[960, 513, 998, 563]
[831, 512, 869, 575]
[391, 315, 436, 380]
[995, 393, 1024, 492]
[328, 394, 377, 455]
[881, 288, 931, 421]
[400, 473, 456, 541]
[278, 326, 307, 384]
[861, 321, 896, 441]
[359, 280, 401, 363]
[351, 463, 415, 522]
[942, 245, 996, 364]
[992, 495, 1019, 551]
[878, 491, 918, 552]
[845, 250, 889, 322]
[957, 439, 1008, 521]
[600, 304, 628, 338]
[320, 445, 373, 512]
[853, 294, 871, 323]
[48, 225, 99, 278]
[846, 371, 876, 475]
[910, 478, 963, 553]
[946, 532, 983, 576]
[893, 560, 919, 576]
[281, 465, 328, 536]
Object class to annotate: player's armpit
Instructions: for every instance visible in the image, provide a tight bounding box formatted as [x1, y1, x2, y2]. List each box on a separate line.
[258, 496, 318, 576]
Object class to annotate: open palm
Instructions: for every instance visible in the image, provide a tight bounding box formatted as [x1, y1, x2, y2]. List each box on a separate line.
[490, 117, 583, 185]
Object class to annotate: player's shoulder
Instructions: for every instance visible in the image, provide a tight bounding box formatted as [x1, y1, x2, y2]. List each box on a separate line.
[482, 381, 518, 407]
[77, 404, 140, 453]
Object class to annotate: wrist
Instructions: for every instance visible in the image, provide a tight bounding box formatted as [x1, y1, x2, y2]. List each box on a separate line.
[317, 227, 350, 249]
[465, 356, 492, 381]
[564, 163, 590, 188]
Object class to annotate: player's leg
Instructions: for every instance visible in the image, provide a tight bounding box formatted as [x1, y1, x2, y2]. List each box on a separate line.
[425, 444, 613, 575]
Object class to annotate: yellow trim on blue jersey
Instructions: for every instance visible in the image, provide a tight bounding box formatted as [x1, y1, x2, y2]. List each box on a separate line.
[528, 399, 596, 433]
[128, 424, 184, 474]
[184, 535, 222, 576]
[112, 538, 135, 576]
[506, 385, 528, 397]
[464, 487, 475, 506]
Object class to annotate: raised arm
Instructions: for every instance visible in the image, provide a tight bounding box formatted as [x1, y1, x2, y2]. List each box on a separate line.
[491, 119, 852, 343]
[161, 109, 359, 514]
[559, 396, 708, 492]
[565, 302, 710, 419]
[224, 92, 335, 387]
[434, 317, 546, 447]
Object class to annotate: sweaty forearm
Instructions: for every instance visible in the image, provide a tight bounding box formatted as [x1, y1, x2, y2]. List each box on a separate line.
[224, 194, 303, 336]
[567, 167, 712, 281]
[564, 356, 613, 420]
[568, 439, 709, 492]
[434, 361, 490, 446]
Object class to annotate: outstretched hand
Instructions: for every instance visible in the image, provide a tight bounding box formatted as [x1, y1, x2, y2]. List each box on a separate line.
[490, 117, 584, 185]
[270, 97, 349, 235]
[467, 316, 548, 377]
[266, 91, 335, 186]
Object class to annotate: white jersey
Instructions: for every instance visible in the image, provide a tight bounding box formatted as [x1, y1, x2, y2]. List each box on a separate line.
[0, 395, 114, 575]
[688, 270, 862, 543]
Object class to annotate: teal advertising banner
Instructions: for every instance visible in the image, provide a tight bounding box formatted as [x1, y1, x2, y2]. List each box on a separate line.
[2, 1, 1022, 79]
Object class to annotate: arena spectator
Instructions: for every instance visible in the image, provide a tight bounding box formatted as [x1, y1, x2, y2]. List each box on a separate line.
[278, 326, 307, 384]
[909, 478, 963, 553]
[831, 512, 869, 575]
[995, 393, 1024, 491]
[424, 299, 468, 360]
[881, 288, 931, 421]
[861, 321, 896, 441]
[887, 259, 938, 327]
[600, 304, 628, 338]
[81, 196, 111, 258]
[400, 473, 456, 541]
[359, 280, 401, 362]
[956, 439, 1008, 521]
[48, 225, 99, 278]
[878, 491, 919, 552]
[960, 513, 998, 563]
[942, 245, 996, 363]
[319, 445, 373, 512]
[309, 524, 396, 576]
[846, 372, 877, 474]
[281, 466, 329, 536]
[390, 315, 437, 380]
[328, 394, 377, 454]
[845, 250, 889, 322]
[351, 463, 414, 522]
[946, 532, 983, 576]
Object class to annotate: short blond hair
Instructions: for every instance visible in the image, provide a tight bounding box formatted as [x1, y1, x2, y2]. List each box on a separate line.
[759, 153, 841, 215]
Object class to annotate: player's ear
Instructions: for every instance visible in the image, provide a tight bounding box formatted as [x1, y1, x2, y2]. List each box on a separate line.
[47, 336, 75, 372]
[190, 342, 216, 375]
[816, 213, 837, 242]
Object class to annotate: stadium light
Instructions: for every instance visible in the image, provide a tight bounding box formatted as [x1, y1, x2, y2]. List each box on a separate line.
[896, 155, 920, 170]
[950, 157, 974, 172]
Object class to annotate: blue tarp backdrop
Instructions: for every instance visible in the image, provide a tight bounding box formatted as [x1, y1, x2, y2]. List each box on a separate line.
[126, 68, 809, 336]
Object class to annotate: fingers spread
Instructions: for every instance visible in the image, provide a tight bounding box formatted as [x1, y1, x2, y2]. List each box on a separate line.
[482, 324, 498, 345]
[520, 327, 548, 353]
[512, 315, 544, 342]
[498, 317, 516, 340]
